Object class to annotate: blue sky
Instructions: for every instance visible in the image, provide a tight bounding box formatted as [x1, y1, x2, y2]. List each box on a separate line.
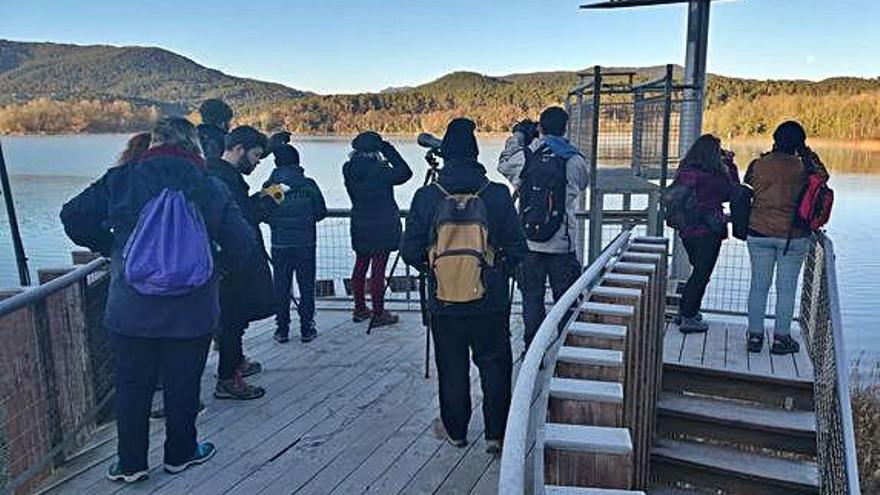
[1, 0, 878, 94]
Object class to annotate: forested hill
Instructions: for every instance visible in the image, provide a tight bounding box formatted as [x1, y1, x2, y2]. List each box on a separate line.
[0, 39, 878, 140]
[0, 40, 308, 111]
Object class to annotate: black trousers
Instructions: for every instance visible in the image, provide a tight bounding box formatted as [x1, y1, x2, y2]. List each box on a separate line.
[431, 312, 513, 441]
[680, 234, 723, 318]
[111, 333, 211, 471]
[520, 251, 580, 348]
[216, 324, 246, 381]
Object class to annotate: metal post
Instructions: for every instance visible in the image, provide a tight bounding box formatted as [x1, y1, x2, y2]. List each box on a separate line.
[0, 140, 31, 286]
[587, 66, 603, 263]
[672, 0, 711, 279]
[657, 64, 675, 236]
[631, 90, 644, 177]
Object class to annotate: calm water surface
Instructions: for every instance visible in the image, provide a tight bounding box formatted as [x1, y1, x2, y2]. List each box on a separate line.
[1, 134, 878, 358]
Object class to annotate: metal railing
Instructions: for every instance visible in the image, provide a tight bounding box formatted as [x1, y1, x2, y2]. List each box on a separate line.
[498, 229, 634, 494]
[801, 233, 861, 494]
[0, 258, 112, 495]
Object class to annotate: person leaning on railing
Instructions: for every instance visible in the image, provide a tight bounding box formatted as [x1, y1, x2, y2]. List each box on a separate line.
[60, 117, 256, 483]
[401, 117, 527, 456]
[744, 121, 829, 355]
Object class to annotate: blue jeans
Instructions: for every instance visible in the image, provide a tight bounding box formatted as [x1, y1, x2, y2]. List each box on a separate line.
[520, 251, 581, 348]
[272, 246, 316, 336]
[747, 236, 808, 337]
[112, 333, 211, 471]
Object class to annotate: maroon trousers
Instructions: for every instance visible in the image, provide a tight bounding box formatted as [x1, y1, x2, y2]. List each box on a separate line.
[351, 252, 389, 315]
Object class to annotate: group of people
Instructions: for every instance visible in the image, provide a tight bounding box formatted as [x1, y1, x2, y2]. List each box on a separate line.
[671, 121, 829, 355]
[59, 94, 826, 483]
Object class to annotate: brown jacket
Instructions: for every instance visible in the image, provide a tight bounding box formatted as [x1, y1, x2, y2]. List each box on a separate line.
[744, 150, 829, 238]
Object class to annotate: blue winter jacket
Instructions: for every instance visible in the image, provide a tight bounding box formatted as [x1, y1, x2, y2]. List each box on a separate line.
[262, 165, 327, 249]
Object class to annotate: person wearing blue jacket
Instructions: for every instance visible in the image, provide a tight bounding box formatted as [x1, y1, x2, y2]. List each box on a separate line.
[262, 142, 327, 343]
[60, 117, 255, 483]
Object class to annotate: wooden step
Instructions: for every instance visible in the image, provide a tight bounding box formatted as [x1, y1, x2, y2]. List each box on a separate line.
[603, 273, 650, 287]
[567, 321, 627, 350]
[548, 378, 624, 426]
[544, 423, 633, 489]
[629, 243, 667, 254]
[620, 251, 662, 264]
[657, 392, 816, 455]
[652, 439, 819, 495]
[634, 235, 668, 245]
[545, 486, 646, 495]
[611, 261, 656, 276]
[556, 346, 624, 382]
[579, 301, 634, 327]
[663, 362, 814, 410]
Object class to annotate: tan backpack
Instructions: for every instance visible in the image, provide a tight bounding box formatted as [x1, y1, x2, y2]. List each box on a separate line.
[429, 182, 494, 303]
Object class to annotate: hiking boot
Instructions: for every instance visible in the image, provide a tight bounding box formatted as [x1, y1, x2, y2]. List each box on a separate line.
[771, 335, 801, 355]
[214, 374, 265, 400]
[370, 311, 399, 329]
[106, 462, 148, 483]
[352, 308, 372, 323]
[239, 358, 262, 377]
[747, 333, 764, 353]
[150, 400, 205, 421]
[432, 418, 467, 448]
[678, 315, 708, 334]
[164, 442, 216, 474]
[273, 329, 290, 344]
[485, 439, 502, 455]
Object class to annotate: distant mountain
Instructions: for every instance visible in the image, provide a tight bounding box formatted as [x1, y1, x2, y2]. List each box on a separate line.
[0, 39, 308, 113]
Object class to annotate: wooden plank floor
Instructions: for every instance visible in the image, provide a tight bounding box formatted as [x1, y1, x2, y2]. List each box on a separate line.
[39, 310, 525, 495]
[663, 314, 814, 381]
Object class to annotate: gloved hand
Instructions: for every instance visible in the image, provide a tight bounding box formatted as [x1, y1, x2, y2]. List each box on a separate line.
[512, 119, 539, 145]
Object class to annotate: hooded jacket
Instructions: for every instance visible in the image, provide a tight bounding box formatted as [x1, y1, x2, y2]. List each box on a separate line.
[60, 147, 255, 339]
[343, 143, 413, 254]
[402, 158, 528, 316]
[674, 158, 741, 239]
[498, 134, 590, 254]
[262, 165, 327, 249]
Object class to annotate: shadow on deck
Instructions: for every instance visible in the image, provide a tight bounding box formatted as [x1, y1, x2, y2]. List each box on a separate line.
[39, 311, 524, 495]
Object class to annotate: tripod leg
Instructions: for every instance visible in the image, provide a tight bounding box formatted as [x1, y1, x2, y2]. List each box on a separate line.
[424, 320, 431, 379]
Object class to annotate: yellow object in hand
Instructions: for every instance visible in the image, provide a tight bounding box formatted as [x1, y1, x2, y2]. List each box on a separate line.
[262, 183, 290, 205]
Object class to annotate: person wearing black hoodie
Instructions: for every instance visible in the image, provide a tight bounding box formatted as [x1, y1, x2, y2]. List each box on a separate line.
[343, 131, 413, 328]
[401, 118, 527, 455]
[206, 126, 274, 401]
[197, 99, 232, 161]
[262, 142, 327, 344]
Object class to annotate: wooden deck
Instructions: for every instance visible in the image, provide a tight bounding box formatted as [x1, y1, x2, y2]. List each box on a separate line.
[663, 314, 814, 381]
[39, 310, 524, 495]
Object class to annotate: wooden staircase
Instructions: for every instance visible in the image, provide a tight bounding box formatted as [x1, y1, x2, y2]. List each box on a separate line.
[651, 321, 820, 494]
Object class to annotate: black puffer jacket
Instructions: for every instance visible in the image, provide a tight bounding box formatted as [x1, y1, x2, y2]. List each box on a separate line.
[60, 146, 255, 339]
[262, 165, 327, 249]
[402, 158, 527, 316]
[206, 157, 275, 329]
[343, 143, 413, 255]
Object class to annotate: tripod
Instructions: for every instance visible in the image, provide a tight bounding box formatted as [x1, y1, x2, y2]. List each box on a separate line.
[366, 149, 441, 336]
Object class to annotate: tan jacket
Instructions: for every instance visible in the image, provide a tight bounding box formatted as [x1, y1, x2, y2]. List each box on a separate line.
[745, 150, 829, 238]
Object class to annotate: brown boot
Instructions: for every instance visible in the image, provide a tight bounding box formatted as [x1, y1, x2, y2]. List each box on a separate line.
[370, 311, 399, 329]
[214, 372, 265, 400]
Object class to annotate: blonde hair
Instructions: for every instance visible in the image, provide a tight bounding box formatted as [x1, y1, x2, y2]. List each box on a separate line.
[116, 132, 151, 166]
[150, 117, 203, 157]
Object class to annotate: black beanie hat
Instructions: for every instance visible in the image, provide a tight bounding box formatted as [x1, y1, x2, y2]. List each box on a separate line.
[539, 106, 569, 136]
[352, 131, 383, 152]
[773, 121, 807, 154]
[441, 118, 479, 159]
[273, 144, 300, 167]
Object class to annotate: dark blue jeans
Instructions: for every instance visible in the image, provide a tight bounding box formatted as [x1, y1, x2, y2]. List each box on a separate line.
[272, 246, 316, 336]
[520, 251, 581, 348]
[111, 332, 211, 472]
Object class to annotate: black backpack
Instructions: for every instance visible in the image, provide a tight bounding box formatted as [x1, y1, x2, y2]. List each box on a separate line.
[661, 180, 700, 230]
[730, 183, 754, 241]
[518, 144, 568, 242]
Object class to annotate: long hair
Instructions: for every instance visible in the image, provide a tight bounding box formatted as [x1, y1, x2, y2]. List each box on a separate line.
[680, 134, 725, 176]
[116, 132, 151, 166]
[150, 117, 203, 157]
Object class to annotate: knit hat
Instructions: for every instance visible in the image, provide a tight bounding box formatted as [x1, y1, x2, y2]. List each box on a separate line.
[773, 121, 807, 154]
[273, 144, 300, 167]
[441, 118, 479, 159]
[352, 131, 383, 152]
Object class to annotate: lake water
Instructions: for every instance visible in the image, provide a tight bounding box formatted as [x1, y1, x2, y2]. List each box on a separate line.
[1, 134, 879, 360]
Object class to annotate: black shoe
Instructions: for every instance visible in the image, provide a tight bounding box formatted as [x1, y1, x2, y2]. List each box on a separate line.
[273, 330, 290, 344]
[747, 333, 764, 353]
[771, 335, 801, 355]
[678, 316, 709, 334]
[164, 442, 216, 474]
[352, 308, 372, 323]
[300, 322, 317, 343]
[485, 439, 502, 455]
[370, 311, 399, 329]
[239, 358, 262, 378]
